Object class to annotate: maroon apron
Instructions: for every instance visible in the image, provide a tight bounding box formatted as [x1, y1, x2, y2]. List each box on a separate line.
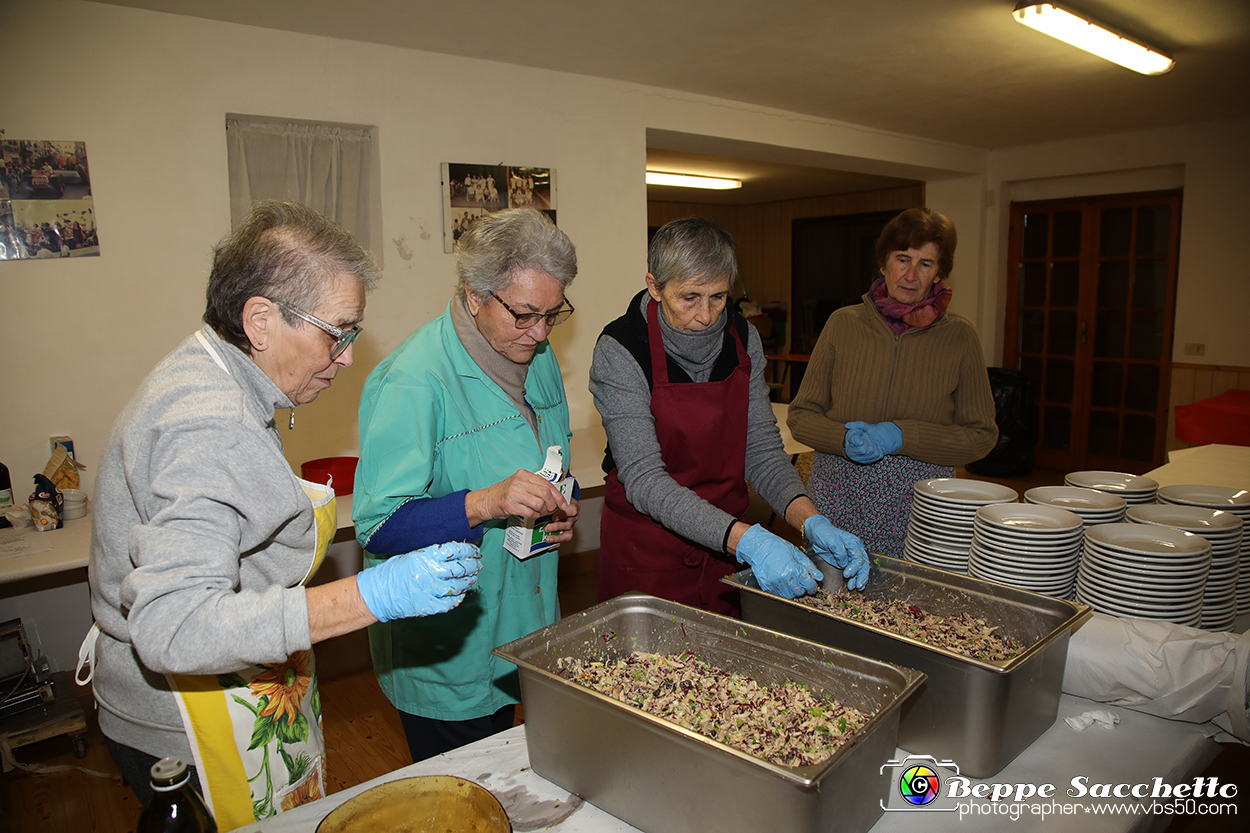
[599, 299, 751, 616]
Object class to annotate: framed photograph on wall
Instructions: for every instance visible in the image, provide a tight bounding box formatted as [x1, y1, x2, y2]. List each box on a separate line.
[1, 138, 99, 261]
[441, 162, 557, 252]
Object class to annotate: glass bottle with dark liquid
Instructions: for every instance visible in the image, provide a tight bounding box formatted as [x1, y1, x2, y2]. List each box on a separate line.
[137, 757, 218, 833]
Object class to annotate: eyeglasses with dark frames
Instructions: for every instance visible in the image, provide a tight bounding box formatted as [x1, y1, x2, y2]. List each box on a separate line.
[487, 292, 575, 329]
[276, 301, 362, 360]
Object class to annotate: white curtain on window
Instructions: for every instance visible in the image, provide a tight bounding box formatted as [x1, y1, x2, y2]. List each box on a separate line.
[226, 119, 372, 243]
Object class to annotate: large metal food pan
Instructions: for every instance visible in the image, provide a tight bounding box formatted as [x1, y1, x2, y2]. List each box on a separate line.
[724, 554, 1091, 778]
[493, 593, 925, 833]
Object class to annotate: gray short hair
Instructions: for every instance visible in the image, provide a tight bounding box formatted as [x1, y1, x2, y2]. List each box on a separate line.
[455, 208, 577, 298]
[648, 217, 737, 290]
[204, 200, 380, 352]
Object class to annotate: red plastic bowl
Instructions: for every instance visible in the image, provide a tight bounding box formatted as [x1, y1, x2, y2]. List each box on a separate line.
[301, 456, 358, 496]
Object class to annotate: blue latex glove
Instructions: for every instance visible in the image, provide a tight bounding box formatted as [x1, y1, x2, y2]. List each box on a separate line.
[735, 524, 823, 598]
[862, 421, 903, 455]
[356, 541, 482, 622]
[843, 422, 883, 464]
[804, 515, 871, 591]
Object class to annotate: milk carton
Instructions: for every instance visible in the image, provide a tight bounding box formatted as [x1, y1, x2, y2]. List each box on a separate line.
[503, 445, 577, 559]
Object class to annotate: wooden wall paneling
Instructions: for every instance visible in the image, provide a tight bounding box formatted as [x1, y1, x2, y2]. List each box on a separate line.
[647, 185, 923, 353]
[1170, 366, 1196, 407]
[646, 202, 739, 234]
[1193, 370, 1214, 402]
[1213, 369, 1240, 397]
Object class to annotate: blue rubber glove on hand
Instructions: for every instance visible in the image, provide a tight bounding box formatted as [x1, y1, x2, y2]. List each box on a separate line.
[862, 421, 903, 455]
[356, 541, 482, 622]
[804, 515, 871, 591]
[844, 421, 902, 463]
[736, 524, 823, 598]
[843, 422, 883, 464]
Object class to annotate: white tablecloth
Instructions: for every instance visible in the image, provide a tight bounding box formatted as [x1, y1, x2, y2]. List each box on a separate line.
[237, 693, 1220, 833]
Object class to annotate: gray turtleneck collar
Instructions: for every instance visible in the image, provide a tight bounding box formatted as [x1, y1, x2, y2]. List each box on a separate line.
[638, 291, 729, 383]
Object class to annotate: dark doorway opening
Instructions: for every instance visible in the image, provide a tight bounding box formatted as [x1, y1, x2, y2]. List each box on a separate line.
[790, 210, 896, 354]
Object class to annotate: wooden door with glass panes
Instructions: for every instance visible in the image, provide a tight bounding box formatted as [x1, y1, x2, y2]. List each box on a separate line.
[1003, 192, 1182, 473]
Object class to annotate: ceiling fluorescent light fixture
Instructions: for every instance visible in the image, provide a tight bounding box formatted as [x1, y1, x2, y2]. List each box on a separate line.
[1012, 2, 1174, 76]
[645, 171, 742, 190]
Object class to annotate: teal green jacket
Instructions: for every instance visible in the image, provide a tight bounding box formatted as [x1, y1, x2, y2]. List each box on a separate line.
[353, 304, 570, 719]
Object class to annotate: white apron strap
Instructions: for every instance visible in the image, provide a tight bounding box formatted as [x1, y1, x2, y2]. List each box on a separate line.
[74, 622, 101, 685]
[195, 328, 232, 375]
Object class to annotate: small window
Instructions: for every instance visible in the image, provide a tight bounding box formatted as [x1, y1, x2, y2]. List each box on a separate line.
[226, 115, 381, 263]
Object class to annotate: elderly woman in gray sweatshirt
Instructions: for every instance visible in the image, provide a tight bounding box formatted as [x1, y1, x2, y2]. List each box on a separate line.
[589, 217, 870, 616]
[84, 201, 481, 826]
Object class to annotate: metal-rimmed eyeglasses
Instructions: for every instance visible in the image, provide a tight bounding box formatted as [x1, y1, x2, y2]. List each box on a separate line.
[488, 292, 575, 329]
[277, 301, 362, 360]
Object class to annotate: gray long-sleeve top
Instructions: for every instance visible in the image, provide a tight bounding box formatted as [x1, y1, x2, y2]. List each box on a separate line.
[88, 328, 318, 761]
[589, 291, 806, 552]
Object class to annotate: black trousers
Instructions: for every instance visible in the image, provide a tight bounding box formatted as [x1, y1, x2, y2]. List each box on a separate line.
[105, 737, 203, 807]
[399, 704, 516, 763]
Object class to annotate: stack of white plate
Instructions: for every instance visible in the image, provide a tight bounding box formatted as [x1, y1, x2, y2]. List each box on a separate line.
[1126, 504, 1242, 631]
[1156, 485, 1250, 616]
[1024, 486, 1126, 525]
[969, 503, 1084, 597]
[1064, 471, 1159, 505]
[905, 478, 1018, 573]
[1077, 523, 1212, 627]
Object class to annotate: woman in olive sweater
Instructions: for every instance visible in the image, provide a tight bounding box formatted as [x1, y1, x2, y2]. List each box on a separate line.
[787, 208, 998, 558]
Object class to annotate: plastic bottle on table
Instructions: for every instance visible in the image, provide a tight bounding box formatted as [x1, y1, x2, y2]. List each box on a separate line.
[137, 757, 218, 833]
[0, 460, 12, 509]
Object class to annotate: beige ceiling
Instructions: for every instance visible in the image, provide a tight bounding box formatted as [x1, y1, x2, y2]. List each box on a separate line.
[87, 0, 1250, 203]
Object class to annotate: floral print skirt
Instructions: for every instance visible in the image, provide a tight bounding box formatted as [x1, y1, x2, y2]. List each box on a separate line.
[808, 452, 953, 559]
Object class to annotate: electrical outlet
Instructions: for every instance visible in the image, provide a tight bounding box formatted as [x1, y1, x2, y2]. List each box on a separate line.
[1183, 343, 1205, 356]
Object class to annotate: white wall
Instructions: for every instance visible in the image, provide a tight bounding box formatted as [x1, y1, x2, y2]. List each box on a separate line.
[983, 118, 1250, 368]
[0, 0, 991, 489]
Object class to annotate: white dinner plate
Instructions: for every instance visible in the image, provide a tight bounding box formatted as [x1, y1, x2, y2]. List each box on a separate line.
[973, 518, 1084, 542]
[1025, 486, 1127, 513]
[1126, 505, 1244, 535]
[976, 503, 1084, 533]
[1065, 471, 1159, 493]
[1077, 578, 1205, 608]
[969, 543, 1079, 573]
[1081, 541, 1210, 573]
[1157, 485, 1250, 511]
[1079, 558, 1207, 594]
[1084, 523, 1212, 558]
[909, 504, 979, 529]
[913, 478, 1019, 505]
[1076, 576, 1204, 613]
[903, 545, 968, 574]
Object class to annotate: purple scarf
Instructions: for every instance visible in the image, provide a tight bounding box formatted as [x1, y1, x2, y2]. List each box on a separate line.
[869, 276, 952, 335]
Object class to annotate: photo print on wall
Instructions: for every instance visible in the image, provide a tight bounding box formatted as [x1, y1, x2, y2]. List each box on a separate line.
[441, 162, 556, 252]
[1, 136, 99, 261]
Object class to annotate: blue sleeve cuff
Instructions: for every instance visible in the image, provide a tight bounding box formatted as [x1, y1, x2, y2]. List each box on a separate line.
[363, 489, 482, 555]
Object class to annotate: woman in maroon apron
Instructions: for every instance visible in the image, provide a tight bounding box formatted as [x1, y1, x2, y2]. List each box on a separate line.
[589, 218, 870, 616]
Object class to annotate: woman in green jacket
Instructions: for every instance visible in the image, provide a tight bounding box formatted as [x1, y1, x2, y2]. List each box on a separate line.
[354, 208, 579, 762]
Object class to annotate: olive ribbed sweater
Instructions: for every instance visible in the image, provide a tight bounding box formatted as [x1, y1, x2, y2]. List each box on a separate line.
[787, 296, 998, 467]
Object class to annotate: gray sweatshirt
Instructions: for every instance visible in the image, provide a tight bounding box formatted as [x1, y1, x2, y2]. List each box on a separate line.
[88, 328, 318, 761]
[589, 292, 806, 552]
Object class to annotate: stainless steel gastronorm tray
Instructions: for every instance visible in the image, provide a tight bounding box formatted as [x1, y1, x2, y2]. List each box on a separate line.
[724, 554, 1092, 777]
[494, 593, 925, 833]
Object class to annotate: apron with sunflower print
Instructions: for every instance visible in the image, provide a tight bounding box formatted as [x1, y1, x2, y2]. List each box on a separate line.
[164, 330, 336, 831]
[167, 475, 335, 831]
